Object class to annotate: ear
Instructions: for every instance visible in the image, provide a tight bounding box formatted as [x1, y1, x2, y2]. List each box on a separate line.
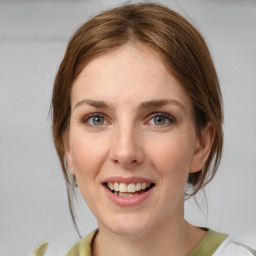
[189, 123, 215, 173]
[64, 139, 75, 174]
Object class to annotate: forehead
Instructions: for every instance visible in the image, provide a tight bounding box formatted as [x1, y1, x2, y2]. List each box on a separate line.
[73, 43, 164, 87]
[71, 43, 193, 115]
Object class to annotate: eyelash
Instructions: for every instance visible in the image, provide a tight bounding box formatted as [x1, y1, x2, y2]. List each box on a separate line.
[148, 112, 176, 126]
[81, 112, 176, 127]
[82, 113, 107, 126]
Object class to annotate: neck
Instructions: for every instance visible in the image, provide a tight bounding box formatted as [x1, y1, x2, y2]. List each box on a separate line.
[93, 206, 206, 256]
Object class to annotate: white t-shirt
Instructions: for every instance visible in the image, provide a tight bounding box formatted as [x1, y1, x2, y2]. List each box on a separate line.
[214, 236, 256, 256]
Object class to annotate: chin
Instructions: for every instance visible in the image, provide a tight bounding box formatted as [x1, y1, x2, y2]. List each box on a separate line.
[101, 214, 156, 239]
[110, 225, 150, 238]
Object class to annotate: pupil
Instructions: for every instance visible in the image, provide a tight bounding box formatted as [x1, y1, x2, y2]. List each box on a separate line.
[154, 116, 165, 125]
[93, 116, 104, 125]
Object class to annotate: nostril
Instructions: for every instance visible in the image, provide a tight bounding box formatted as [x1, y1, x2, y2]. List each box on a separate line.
[112, 158, 139, 167]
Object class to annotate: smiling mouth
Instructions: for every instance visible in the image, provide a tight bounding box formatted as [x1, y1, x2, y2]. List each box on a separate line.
[103, 182, 155, 197]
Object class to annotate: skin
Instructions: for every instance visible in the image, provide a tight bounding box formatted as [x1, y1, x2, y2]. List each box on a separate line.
[65, 43, 214, 256]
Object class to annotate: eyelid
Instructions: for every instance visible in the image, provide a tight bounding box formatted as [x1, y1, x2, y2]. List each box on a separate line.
[147, 112, 176, 125]
[80, 111, 176, 127]
[82, 112, 108, 126]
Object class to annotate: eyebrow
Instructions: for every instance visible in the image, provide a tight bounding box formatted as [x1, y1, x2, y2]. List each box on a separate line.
[139, 99, 186, 113]
[74, 99, 186, 113]
[74, 99, 113, 110]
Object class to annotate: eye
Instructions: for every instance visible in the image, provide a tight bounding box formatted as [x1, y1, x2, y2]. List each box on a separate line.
[148, 112, 175, 126]
[83, 113, 107, 126]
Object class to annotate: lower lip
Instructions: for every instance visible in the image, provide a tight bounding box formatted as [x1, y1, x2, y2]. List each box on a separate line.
[103, 185, 154, 206]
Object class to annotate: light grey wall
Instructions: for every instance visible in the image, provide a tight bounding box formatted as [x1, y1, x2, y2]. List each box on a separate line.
[0, 0, 255, 255]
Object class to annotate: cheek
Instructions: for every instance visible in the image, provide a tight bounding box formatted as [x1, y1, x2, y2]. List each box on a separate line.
[69, 130, 108, 177]
[69, 132, 108, 204]
[148, 136, 194, 180]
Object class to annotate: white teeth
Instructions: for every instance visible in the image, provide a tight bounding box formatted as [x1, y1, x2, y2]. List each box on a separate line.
[117, 192, 140, 197]
[114, 182, 119, 191]
[141, 183, 147, 190]
[109, 182, 114, 190]
[135, 183, 141, 191]
[107, 182, 152, 193]
[119, 183, 128, 193]
[127, 183, 135, 193]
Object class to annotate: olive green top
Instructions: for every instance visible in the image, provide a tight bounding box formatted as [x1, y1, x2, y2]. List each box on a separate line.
[186, 229, 228, 256]
[65, 229, 228, 256]
[33, 229, 256, 256]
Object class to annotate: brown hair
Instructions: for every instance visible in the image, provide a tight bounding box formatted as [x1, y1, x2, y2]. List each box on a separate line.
[51, 3, 223, 232]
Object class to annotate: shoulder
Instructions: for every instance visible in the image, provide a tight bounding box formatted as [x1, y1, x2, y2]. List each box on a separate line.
[213, 234, 256, 256]
[32, 242, 49, 256]
[66, 229, 98, 256]
[187, 229, 255, 256]
[32, 230, 97, 256]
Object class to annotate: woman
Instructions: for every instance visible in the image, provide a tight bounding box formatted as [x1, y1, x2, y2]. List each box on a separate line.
[35, 3, 255, 256]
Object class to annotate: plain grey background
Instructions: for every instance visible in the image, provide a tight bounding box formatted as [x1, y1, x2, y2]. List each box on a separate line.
[0, 0, 255, 255]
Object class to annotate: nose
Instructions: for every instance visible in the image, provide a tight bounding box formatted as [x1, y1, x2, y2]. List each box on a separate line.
[110, 124, 145, 169]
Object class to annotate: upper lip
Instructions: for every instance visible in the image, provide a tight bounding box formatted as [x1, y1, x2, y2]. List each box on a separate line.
[102, 176, 155, 184]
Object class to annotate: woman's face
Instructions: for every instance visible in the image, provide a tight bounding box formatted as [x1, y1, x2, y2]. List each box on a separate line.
[66, 44, 207, 237]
